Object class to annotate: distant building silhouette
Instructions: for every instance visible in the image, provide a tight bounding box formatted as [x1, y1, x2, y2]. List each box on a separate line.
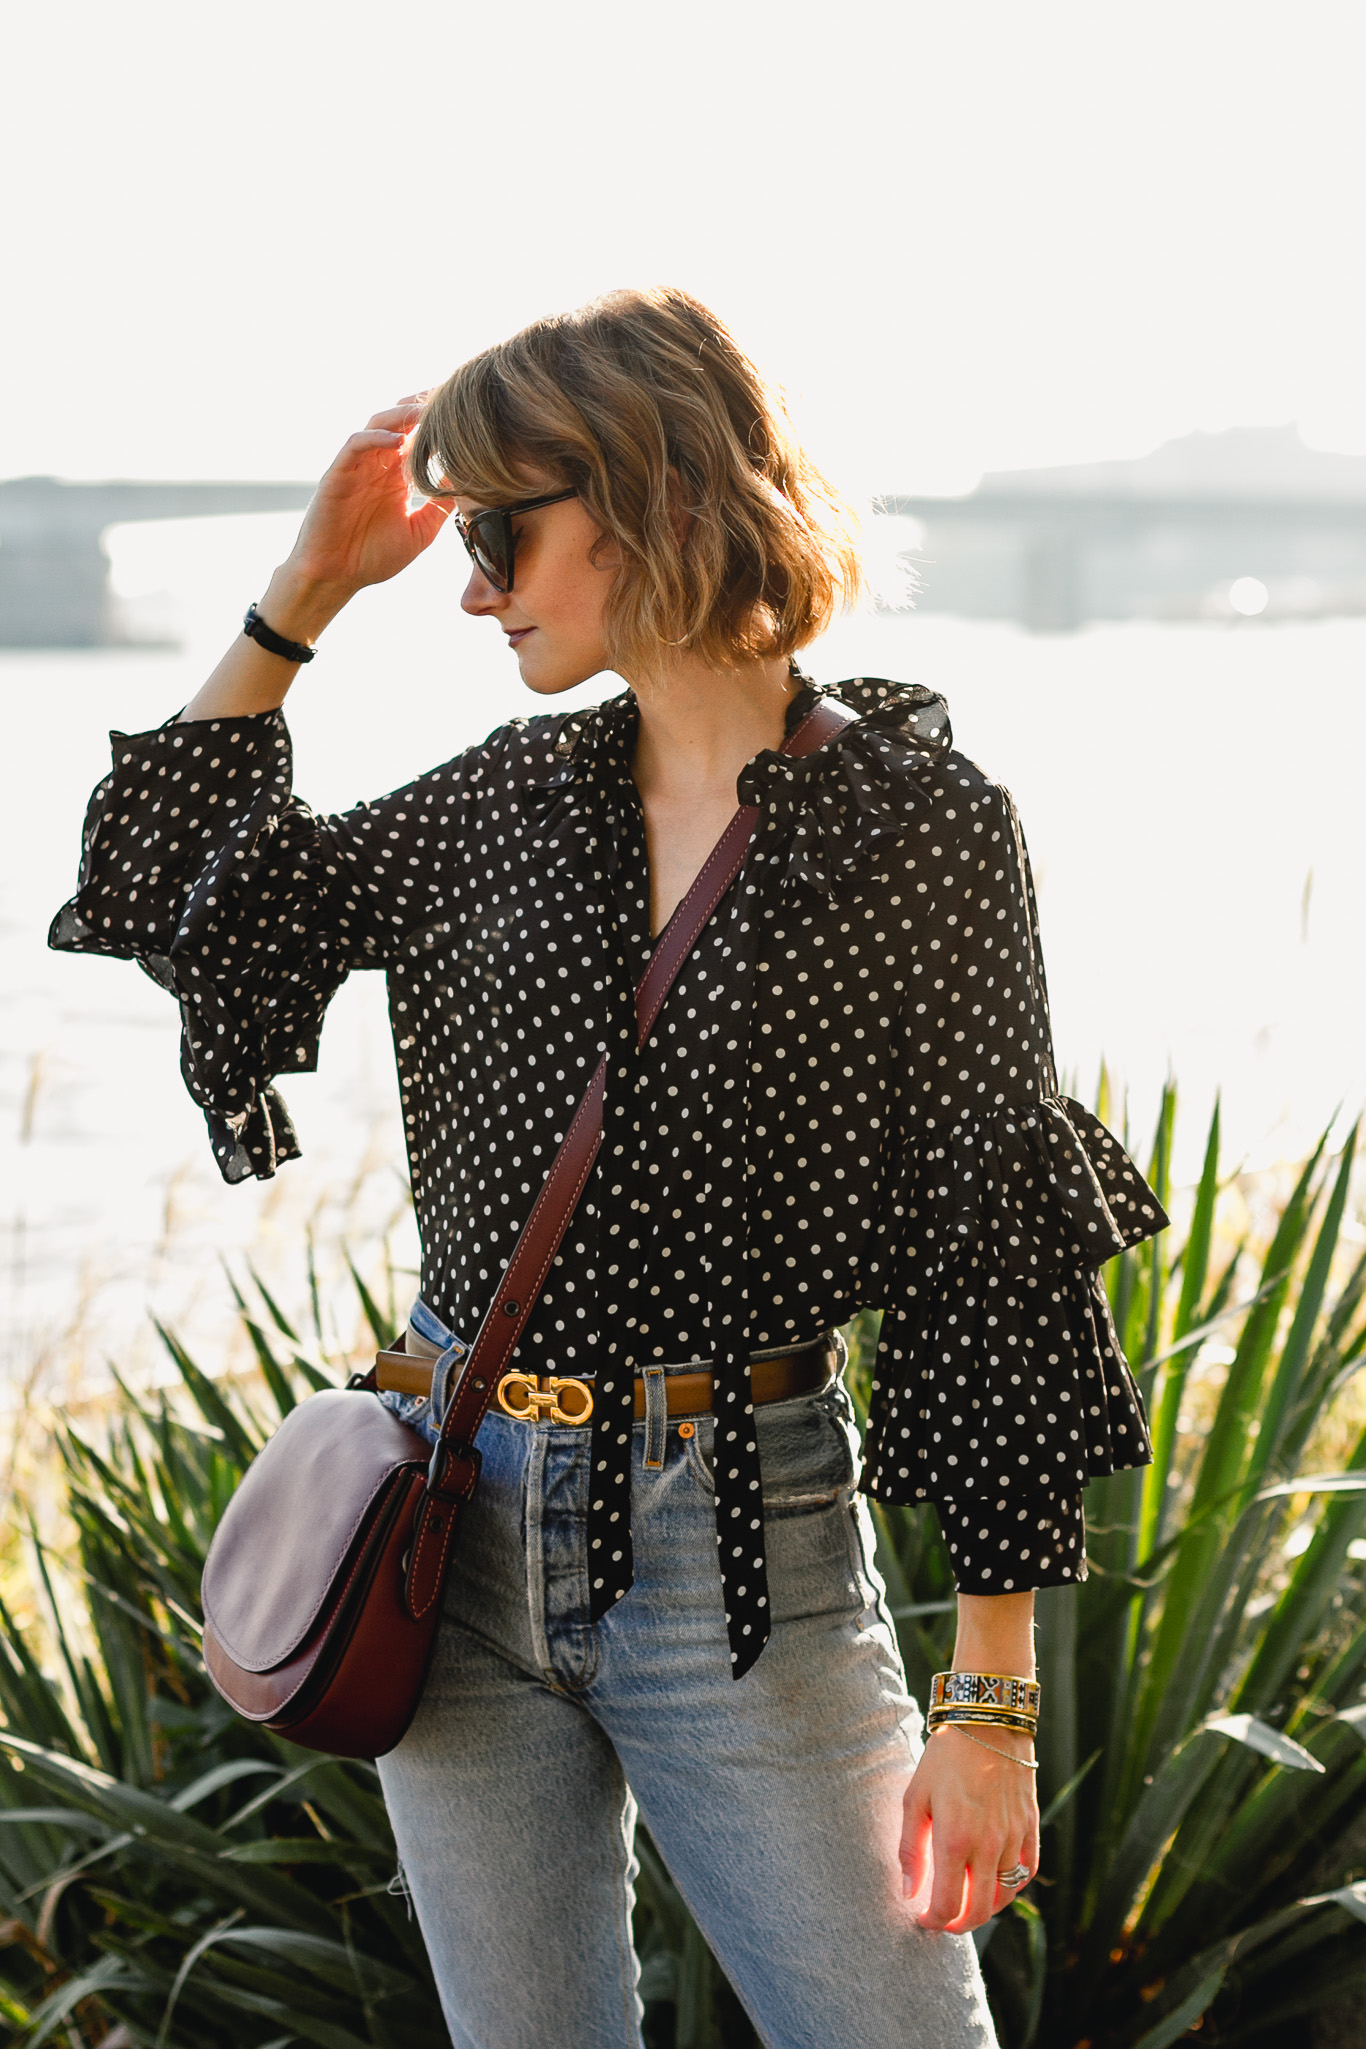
[884, 426, 1366, 630]
[0, 477, 314, 647]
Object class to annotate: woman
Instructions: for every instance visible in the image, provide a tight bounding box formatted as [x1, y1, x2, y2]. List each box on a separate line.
[53, 288, 1165, 2049]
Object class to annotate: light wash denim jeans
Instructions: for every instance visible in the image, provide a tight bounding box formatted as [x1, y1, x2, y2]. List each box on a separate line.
[377, 1318, 997, 2049]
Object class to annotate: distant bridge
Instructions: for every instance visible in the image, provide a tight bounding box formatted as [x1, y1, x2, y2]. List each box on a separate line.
[8, 431, 1366, 645]
[881, 428, 1366, 631]
[883, 487, 1366, 632]
[0, 477, 315, 647]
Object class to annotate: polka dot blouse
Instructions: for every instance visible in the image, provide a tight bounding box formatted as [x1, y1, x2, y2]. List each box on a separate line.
[50, 675, 1166, 1677]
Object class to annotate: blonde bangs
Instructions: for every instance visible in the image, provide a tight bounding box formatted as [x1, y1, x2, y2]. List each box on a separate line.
[410, 288, 864, 674]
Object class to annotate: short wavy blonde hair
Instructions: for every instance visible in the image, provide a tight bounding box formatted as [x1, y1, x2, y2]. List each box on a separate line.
[410, 287, 864, 675]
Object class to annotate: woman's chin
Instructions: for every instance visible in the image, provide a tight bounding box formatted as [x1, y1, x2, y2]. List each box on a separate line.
[516, 642, 607, 696]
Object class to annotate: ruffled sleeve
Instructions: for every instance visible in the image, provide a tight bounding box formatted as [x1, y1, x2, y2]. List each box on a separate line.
[49, 709, 489, 1183]
[862, 760, 1167, 1593]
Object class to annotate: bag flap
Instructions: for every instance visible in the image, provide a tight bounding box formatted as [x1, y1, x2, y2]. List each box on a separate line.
[201, 1389, 426, 1673]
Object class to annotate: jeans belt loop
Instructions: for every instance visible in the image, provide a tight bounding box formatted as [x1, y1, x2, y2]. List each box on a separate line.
[642, 1365, 668, 1470]
[430, 1343, 464, 1426]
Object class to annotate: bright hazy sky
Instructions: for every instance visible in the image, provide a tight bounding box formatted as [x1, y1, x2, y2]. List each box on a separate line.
[5, 0, 1364, 497]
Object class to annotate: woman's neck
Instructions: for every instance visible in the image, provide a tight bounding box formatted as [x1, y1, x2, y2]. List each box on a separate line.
[629, 649, 800, 808]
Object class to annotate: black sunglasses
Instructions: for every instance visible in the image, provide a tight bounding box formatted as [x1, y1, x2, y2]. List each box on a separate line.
[451, 488, 577, 594]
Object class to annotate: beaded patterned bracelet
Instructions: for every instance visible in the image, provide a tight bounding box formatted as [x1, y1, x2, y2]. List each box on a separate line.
[930, 1671, 1041, 1719]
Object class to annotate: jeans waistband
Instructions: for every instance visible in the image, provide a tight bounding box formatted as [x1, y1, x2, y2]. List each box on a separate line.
[403, 1297, 840, 1378]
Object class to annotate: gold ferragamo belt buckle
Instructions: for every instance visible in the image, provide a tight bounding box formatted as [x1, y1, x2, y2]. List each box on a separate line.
[496, 1371, 594, 1425]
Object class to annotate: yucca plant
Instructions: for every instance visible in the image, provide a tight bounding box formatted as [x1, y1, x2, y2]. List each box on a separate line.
[0, 1272, 740, 2049]
[0, 1280, 445, 2049]
[5, 1089, 1366, 2048]
[860, 1089, 1366, 2047]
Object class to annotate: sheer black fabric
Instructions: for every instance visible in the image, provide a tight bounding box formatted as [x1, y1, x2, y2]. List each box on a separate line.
[51, 677, 1166, 1674]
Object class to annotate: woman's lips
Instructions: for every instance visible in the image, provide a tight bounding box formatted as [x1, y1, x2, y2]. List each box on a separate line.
[506, 627, 535, 648]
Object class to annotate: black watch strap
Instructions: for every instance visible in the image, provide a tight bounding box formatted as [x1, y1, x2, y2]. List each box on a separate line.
[243, 602, 316, 664]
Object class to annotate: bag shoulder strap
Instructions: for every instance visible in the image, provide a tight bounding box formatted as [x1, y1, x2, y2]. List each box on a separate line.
[404, 696, 853, 1612]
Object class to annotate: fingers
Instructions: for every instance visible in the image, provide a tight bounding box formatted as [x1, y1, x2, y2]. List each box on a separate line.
[984, 1835, 1036, 1925]
[946, 1856, 1002, 1936]
[904, 1728, 1040, 1934]
[920, 1829, 1036, 1934]
[344, 428, 407, 452]
[320, 428, 410, 482]
[898, 1789, 934, 1917]
[932, 1843, 1036, 1935]
[918, 1827, 969, 1932]
[367, 397, 429, 432]
[312, 431, 407, 485]
[994, 1818, 1039, 1908]
[408, 499, 454, 549]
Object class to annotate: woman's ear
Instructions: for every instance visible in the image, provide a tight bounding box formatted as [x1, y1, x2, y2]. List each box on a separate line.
[664, 465, 693, 547]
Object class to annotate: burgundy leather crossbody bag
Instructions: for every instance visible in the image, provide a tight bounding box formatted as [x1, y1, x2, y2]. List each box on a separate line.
[199, 698, 851, 1758]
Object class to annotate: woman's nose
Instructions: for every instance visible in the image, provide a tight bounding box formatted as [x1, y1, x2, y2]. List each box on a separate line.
[460, 566, 508, 617]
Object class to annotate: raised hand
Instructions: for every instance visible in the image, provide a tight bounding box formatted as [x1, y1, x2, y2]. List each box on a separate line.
[180, 399, 454, 722]
[282, 399, 452, 602]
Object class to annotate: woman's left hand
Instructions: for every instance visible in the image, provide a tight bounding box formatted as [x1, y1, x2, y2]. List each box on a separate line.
[899, 1722, 1040, 1933]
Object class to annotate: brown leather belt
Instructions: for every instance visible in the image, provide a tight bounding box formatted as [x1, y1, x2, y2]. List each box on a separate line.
[373, 1344, 834, 1424]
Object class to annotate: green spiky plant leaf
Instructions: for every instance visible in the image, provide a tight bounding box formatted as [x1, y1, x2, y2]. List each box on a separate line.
[0, 1269, 740, 2049]
[4, 1090, 1366, 2046]
[854, 1090, 1366, 2048]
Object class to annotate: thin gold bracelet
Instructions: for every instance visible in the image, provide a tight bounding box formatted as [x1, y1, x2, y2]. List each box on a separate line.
[935, 1724, 1039, 1771]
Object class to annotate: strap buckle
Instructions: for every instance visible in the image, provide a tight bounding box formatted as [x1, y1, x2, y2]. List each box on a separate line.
[495, 1372, 594, 1425]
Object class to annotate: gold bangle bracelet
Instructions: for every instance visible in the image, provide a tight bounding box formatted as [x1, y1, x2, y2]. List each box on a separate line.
[928, 1695, 1039, 1716]
[930, 1670, 1041, 1718]
[927, 1706, 1039, 1737]
[927, 1718, 1038, 1739]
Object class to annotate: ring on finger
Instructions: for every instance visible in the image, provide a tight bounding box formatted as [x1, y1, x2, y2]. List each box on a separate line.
[997, 1863, 1030, 1889]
